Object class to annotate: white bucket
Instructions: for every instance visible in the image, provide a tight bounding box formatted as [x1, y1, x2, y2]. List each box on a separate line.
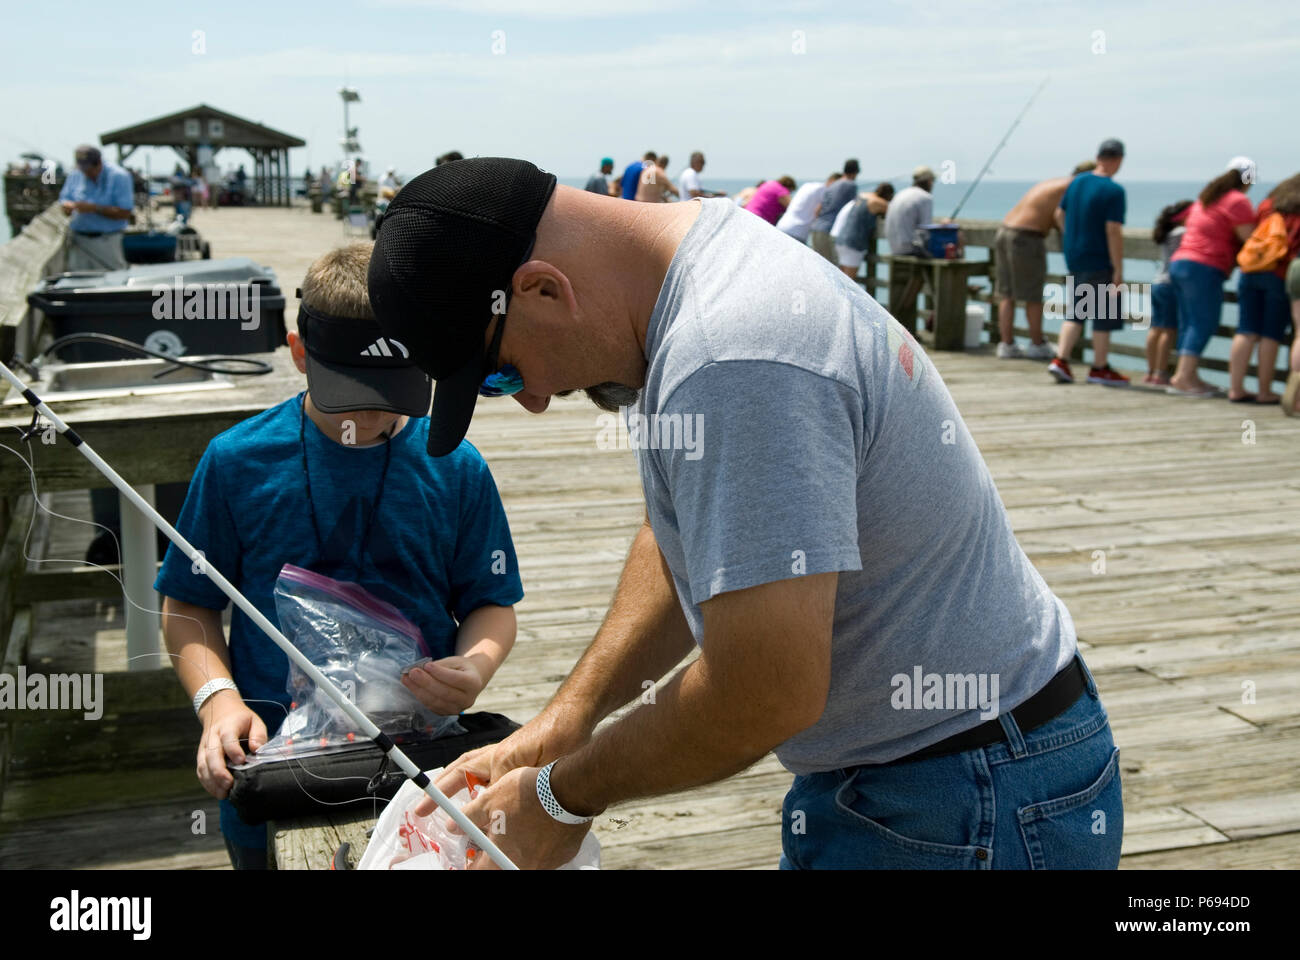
[965, 304, 987, 349]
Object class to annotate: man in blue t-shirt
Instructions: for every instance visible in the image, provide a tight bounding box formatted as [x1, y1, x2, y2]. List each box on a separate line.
[58, 144, 134, 271]
[1049, 139, 1129, 386]
[619, 151, 657, 200]
[154, 242, 524, 869]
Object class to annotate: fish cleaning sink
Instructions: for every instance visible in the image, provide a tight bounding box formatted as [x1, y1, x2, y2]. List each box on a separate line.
[3, 358, 236, 405]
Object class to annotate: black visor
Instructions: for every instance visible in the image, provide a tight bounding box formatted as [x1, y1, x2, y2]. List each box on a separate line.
[297, 301, 432, 416]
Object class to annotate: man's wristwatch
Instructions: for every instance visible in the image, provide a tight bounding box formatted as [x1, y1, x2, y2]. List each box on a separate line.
[536, 759, 594, 825]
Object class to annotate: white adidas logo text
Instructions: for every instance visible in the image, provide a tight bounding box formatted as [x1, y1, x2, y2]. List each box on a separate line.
[360, 338, 409, 358]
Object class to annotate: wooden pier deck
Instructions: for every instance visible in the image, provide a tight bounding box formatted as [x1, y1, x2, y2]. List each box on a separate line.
[1, 202, 1297, 869]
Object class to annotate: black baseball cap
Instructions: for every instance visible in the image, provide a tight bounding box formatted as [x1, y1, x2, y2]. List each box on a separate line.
[367, 157, 557, 456]
[1098, 138, 1125, 158]
[296, 300, 432, 416]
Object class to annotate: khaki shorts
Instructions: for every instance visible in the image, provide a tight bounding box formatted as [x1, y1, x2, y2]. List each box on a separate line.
[1287, 257, 1300, 302]
[66, 231, 127, 272]
[809, 230, 837, 263]
[994, 225, 1047, 302]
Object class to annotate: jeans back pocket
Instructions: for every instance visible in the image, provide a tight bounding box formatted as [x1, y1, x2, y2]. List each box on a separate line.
[1017, 746, 1122, 869]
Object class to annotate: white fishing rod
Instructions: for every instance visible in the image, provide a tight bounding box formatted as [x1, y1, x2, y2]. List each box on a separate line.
[0, 360, 518, 871]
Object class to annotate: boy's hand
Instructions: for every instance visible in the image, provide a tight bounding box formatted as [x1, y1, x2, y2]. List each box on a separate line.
[402, 656, 485, 716]
[196, 691, 267, 799]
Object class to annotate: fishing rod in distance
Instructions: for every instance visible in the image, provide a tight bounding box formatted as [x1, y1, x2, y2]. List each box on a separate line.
[949, 76, 1050, 220]
[0, 359, 519, 871]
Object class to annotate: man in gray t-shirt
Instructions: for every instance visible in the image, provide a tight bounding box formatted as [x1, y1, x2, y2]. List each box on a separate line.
[368, 158, 1121, 871]
[884, 167, 936, 255]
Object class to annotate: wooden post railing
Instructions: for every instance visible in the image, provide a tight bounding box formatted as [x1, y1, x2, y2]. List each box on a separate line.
[854, 216, 1290, 385]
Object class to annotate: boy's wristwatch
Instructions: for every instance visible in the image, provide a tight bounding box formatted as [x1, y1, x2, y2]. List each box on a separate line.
[536, 760, 593, 825]
[193, 678, 240, 716]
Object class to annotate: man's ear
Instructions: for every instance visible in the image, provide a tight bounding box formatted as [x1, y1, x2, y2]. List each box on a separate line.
[513, 260, 577, 316]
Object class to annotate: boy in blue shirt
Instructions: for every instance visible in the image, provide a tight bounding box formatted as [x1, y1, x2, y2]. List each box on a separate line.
[155, 242, 523, 869]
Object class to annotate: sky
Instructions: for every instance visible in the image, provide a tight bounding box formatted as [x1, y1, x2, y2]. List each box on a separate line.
[3, 0, 1298, 184]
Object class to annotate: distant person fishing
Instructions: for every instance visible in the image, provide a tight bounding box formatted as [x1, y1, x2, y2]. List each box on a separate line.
[994, 161, 1094, 360]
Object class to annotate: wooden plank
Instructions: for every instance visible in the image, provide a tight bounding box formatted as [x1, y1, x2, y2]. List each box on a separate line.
[17, 563, 155, 604]
[1183, 790, 1300, 841]
[0, 608, 33, 804]
[1121, 831, 1300, 869]
[1120, 805, 1230, 856]
[0, 202, 67, 362]
[0, 797, 225, 869]
[0, 351, 302, 495]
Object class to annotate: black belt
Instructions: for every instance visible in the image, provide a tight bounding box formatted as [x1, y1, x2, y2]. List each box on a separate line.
[886, 655, 1087, 765]
[73, 231, 107, 238]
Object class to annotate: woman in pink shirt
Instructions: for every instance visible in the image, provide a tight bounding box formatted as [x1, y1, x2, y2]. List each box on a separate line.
[744, 176, 796, 225]
[1165, 158, 1257, 396]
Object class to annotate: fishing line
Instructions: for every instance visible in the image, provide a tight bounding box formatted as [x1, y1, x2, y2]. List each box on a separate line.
[24, 333, 274, 378]
[0, 380, 517, 868]
[2, 438, 409, 810]
[1, 436, 423, 820]
[949, 76, 1050, 220]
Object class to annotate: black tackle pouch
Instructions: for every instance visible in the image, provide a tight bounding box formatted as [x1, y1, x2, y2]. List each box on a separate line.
[227, 711, 520, 824]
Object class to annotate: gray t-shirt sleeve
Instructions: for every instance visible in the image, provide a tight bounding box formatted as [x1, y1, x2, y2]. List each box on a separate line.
[655, 360, 864, 605]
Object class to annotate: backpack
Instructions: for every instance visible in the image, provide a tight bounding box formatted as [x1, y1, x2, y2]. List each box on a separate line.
[1237, 211, 1288, 273]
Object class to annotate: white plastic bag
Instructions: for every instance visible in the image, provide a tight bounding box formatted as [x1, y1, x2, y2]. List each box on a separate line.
[357, 767, 602, 870]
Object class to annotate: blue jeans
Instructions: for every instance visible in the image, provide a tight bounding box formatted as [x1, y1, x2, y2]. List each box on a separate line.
[780, 655, 1122, 869]
[1169, 259, 1226, 356]
[1237, 271, 1289, 341]
[1150, 281, 1178, 330]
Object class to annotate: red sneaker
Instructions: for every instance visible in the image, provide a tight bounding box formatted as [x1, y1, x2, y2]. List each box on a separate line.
[1087, 364, 1131, 387]
[1048, 357, 1073, 383]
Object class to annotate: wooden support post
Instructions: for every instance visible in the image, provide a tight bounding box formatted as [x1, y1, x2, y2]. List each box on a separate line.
[863, 219, 879, 296]
[932, 263, 969, 351]
[888, 258, 919, 334]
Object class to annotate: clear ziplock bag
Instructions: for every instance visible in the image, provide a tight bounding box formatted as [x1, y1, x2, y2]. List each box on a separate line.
[256, 564, 464, 761]
[356, 768, 602, 870]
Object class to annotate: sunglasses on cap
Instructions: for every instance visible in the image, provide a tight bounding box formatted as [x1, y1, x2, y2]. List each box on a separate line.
[479, 307, 524, 397]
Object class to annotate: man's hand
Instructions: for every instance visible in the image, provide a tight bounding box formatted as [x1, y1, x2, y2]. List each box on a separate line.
[196, 690, 267, 799]
[60, 200, 75, 215]
[430, 703, 592, 798]
[449, 765, 593, 870]
[401, 656, 485, 715]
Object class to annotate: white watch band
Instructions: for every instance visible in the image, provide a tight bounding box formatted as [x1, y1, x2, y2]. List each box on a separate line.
[536, 760, 593, 825]
[193, 678, 240, 716]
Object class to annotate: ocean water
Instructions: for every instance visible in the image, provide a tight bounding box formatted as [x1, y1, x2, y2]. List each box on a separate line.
[561, 175, 1287, 387]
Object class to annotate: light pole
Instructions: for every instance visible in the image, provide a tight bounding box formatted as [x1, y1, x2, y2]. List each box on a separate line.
[339, 87, 362, 184]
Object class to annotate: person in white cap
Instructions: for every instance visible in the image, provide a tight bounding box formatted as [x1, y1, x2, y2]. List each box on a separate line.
[379, 166, 401, 199]
[1165, 157, 1259, 397]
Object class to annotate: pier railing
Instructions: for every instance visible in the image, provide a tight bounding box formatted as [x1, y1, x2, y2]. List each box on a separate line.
[857, 217, 1289, 386]
[0, 201, 66, 792]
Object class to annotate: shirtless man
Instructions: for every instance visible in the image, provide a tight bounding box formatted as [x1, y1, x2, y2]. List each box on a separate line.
[994, 161, 1094, 359]
[635, 156, 679, 203]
